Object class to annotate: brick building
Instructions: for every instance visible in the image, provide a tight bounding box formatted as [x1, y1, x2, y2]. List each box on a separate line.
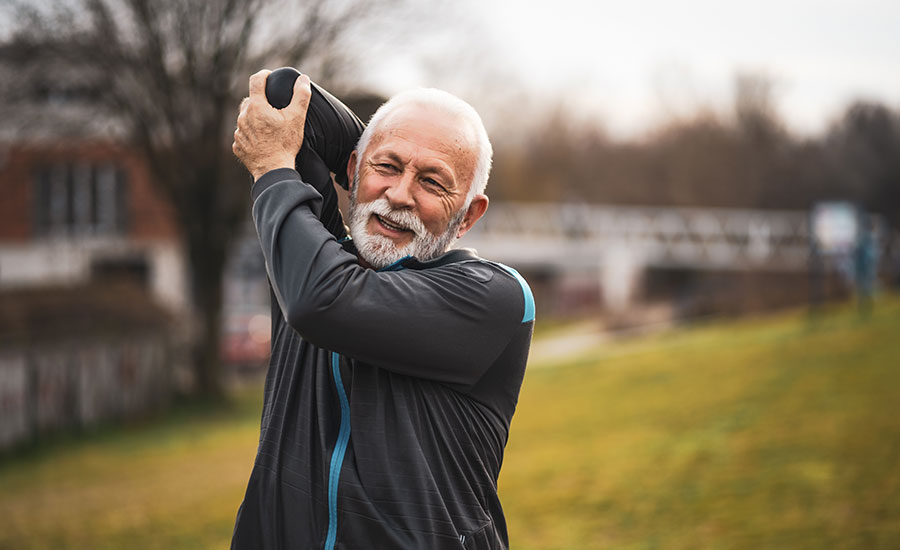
[0, 136, 190, 450]
[0, 140, 187, 311]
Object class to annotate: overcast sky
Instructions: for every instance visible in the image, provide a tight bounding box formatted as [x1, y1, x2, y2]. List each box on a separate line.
[362, 0, 900, 139]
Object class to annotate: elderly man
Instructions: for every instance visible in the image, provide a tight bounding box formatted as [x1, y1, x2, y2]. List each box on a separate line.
[231, 70, 534, 550]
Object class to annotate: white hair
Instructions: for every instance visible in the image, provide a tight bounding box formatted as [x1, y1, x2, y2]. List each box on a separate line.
[354, 88, 493, 202]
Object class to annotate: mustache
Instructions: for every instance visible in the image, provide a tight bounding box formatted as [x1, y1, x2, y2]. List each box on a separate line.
[360, 198, 429, 238]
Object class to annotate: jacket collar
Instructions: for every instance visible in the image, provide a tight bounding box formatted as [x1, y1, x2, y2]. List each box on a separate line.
[340, 239, 480, 271]
[401, 248, 480, 270]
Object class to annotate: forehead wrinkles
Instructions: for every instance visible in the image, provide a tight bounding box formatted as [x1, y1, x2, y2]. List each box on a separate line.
[369, 106, 478, 184]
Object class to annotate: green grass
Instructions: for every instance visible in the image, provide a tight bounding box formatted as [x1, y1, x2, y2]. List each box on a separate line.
[502, 297, 900, 549]
[2, 296, 899, 549]
[0, 391, 264, 549]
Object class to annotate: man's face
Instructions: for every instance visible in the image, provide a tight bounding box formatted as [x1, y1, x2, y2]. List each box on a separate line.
[346, 104, 486, 268]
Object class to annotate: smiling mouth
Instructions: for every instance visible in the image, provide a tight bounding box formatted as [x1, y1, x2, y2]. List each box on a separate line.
[374, 214, 413, 234]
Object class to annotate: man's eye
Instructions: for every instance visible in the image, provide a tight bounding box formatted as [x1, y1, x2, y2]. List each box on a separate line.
[423, 177, 443, 189]
[377, 163, 397, 172]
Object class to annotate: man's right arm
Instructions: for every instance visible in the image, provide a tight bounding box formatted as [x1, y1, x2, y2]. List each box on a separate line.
[252, 169, 532, 389]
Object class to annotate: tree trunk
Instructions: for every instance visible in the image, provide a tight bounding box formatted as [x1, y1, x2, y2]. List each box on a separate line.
[183, 182, 232, 399]
[191, 260, 226, 397]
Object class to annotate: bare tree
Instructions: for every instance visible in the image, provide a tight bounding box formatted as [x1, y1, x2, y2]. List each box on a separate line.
[0, 0, 400, 397]
[733, 72, 784, 145]
[825, 101, 900, 226]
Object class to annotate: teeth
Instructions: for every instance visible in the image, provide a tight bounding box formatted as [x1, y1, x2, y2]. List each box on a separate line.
[378, 215, 407, 232]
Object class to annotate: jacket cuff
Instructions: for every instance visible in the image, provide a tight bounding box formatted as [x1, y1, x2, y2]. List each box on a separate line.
[251, 168, 303, 202]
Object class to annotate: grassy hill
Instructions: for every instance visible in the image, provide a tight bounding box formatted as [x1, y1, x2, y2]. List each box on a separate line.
[1, 296, 899, 549]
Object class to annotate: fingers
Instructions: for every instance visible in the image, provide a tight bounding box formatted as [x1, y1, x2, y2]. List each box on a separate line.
[236, 98, 248, 127]
[233, 95, 251, 160]
[232, 124, 247, 158]
[286, 73, 312, 114]
[233, 69, 307, 179]
[232, 131, 241, 157]
[249, 69, 270, 98]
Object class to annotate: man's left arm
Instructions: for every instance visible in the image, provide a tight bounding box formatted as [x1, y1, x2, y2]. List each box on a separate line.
[234, 70, 532, 387]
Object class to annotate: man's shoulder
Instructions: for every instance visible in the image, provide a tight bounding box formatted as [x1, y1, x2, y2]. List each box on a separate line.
[406, 249, 535, 325]
[472, 259, 535, 324]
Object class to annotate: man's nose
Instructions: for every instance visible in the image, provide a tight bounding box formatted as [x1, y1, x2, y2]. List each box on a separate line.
[384, 171, 416, 209]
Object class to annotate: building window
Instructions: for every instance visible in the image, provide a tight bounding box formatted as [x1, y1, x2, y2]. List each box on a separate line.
[33, 163, 128, 237]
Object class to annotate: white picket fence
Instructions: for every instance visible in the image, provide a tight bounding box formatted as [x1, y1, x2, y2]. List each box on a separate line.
[0, 337, 171, 450]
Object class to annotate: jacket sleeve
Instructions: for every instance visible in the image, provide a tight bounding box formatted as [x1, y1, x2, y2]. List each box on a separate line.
[251, 169, 529, 388]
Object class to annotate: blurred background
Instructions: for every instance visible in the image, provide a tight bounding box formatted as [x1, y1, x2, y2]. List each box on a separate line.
[0, 0, 898, 548]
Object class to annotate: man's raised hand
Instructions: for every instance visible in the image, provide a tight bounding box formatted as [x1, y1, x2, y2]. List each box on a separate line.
[232, 69, 312, 181]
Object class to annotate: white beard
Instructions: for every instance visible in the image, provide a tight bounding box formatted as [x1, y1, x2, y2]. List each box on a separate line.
[347, 182, 466, 269]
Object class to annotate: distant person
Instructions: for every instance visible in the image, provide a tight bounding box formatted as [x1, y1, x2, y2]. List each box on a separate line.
[854, 214, 878, 317]
[230, 70, 534, 549]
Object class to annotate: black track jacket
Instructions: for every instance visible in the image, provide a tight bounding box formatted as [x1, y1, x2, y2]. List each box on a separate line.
[231, 168, 534, 549]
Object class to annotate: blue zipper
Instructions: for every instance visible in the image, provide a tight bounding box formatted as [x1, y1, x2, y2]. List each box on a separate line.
[324, 259, 409, 548]
[325, 351, 351, 550]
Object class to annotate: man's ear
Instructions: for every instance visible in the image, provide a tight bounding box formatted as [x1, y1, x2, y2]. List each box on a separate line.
[457, 194, 489, 239]
[346, 150, 358, 192]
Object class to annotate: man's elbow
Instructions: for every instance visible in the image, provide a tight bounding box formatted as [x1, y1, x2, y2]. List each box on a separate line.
[283, 291, 343, 344]
[281, 269, 357, 342]
[284, 298, 318, 334]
